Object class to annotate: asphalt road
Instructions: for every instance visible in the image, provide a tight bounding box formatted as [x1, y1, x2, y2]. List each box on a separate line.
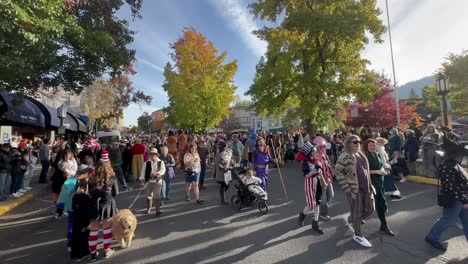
[0, 163, 467, 264]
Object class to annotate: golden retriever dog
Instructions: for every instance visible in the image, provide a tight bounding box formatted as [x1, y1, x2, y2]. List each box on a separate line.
[112, 209, 137, 249]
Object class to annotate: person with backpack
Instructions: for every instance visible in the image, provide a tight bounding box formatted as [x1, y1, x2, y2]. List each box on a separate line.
[140, 148, 166, 215]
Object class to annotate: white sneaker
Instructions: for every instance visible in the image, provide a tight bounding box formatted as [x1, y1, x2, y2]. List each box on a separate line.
[16, 192, 24, 197]
[11, 193, 21, 198]
[25, 186, 32, 191]
[353, 235, 372, 247]
[343, 215, 354, 233]
[18, 189, 27, 193]
[400, 177, 407, 183]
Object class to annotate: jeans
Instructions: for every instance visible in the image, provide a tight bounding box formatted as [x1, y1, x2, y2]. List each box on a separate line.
[39, 160, 49, 183]
[112, 165, 128, 189]
[0, 172, 9, 199]
[10, 172, 24, 194]
[160, 178, 167, 200]
[427, 199, 468, 242]
[200, 159, 206, 187]
[22, 168, 33, 189]
[320, 184, 335, 217]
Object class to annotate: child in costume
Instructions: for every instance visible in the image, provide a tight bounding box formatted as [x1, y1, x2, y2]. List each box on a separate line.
[71, 175, 91, 259]
[240, 170, 267, 198]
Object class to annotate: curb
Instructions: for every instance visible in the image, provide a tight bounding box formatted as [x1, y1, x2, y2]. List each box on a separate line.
[406, 175, 438, 186]
[0, 193, 34, 217]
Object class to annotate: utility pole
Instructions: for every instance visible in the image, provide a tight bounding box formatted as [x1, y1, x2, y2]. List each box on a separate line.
[386, 0, 401, 127]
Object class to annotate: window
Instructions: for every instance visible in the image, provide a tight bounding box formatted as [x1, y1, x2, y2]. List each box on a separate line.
[239, 117, 250, 123]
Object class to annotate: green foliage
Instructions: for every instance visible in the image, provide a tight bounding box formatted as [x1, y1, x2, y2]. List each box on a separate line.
[442, 50, 468, 117]
[0, 0, 142, 96]
[163, 28, 238, 131]
[246, 0, 386, 127]
[137, 112, 152, 134]
[419, 85, 440, 121]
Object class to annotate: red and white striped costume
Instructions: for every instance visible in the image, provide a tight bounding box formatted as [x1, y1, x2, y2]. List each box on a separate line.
[304, 161, 321, 209]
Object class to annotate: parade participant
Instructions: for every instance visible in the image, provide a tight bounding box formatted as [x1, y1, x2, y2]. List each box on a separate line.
[197, 138, 209, 190]
[184, 143, 203, 204]
[376, 137, 403, 199]
[88, 159, 119, 261]
[38, 139, 50, 184]
[297, 144, 326, 234]
[160, 146, 176, 200]
[71, 175, 91, 259]
[167, 131, 178, 167]
[313, 136, 335, 222]
[335, 135, 375, 248]
[131, 138, 145, 181]
[140, 148, 166, 215]
[363, 139, 396, 236]
[252, 138, 277, 191]
[214, 141, 234, 205]
[56, 165, 91, 253]
[178, 130, 188, 169]
[425, 138, 468, 251]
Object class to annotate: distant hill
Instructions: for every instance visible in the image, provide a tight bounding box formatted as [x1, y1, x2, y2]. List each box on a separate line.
[397, 75, 435, 99]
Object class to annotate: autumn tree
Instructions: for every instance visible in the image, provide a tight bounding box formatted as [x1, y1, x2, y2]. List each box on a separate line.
[0, 0, 142, 96]
[345, 78, 417, 128]
[151, 110, 166, 133]
[81, 65, 152, 131]
[137, 112, 152, 134]
[163, 28, 238, 131]
[218, 115, 242, 133]
[246, 0, 386, 128]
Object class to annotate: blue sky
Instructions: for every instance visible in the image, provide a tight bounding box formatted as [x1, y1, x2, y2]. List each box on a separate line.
[122, 0, 468, 126]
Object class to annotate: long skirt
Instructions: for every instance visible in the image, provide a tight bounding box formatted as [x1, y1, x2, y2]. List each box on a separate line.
[132, 154, 144, 180]
[304, 176, 322, 209]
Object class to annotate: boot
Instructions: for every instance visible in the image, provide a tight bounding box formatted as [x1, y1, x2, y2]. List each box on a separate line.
[380, 224, 395, 236]
[155, 198, 162, 216]
[146, 198, 152, 214]
[312, 220, 324, 234]
[219, 184, 229, 205]
[298, 212, 306, 227]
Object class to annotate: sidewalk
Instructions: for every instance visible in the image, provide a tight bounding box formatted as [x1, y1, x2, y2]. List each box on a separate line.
[0, 166, 50, 216]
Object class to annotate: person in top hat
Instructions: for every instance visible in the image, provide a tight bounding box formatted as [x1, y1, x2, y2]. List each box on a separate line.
[140, 148, 166, 215]
[425, 137, 468, 251]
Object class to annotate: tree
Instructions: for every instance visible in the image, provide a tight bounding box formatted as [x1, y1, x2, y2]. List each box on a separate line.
[231, 95, 251, 108]
[81, 65, 152, 131]
[0, 0, 142, 96]
[218, 115, 242, 133]
[418, 85, 440, 122]
[246, 0, 386, 128]
[345, 78, 417, 128]
[151, 110, 166, 133]
[163, 28, 238, 131]
[409, 88, 419, 99]
[441, 50, 468, 117]
[137, 112, 152, 134]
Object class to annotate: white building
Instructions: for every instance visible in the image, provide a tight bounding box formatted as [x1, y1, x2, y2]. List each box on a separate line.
[228, 106, 284, 132]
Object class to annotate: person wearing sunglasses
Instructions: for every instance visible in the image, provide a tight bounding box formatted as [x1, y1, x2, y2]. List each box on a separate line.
[335, 135, 375, 248]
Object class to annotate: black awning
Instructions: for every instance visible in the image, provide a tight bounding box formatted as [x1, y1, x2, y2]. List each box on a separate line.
[63, 113, 78, 131]
[27, 97, 61, 128]
[77, 118, 87, 133]
[0, 92, 46, 128]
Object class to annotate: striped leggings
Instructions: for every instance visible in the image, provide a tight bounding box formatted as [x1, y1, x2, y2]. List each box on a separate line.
[347, 192, 375, 237]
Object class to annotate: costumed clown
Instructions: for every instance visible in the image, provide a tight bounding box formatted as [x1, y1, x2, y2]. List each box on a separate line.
[252, 138, 277, 191]
[313, 136, 335, 222]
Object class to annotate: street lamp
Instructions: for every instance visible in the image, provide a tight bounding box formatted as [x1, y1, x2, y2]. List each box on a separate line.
[57, 104, 68, 138]
[435, 75, 450, 127]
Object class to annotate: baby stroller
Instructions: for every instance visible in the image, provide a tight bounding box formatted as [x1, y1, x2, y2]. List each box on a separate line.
[230, 167, 269, 214]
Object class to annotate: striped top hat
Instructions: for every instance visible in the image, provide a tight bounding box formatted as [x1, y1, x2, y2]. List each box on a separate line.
[100, 150, 109, 162]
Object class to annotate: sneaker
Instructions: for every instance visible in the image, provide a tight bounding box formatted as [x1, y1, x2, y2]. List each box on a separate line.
[298, 212, 306, 227]
[25, 186, 32, 191]
[400, 177, 407, 183]
[185, 196, 191, 201]
[343, 215, 354, 233]
[18, 189, 27, 193]
[353, 235, 372, 248]
[16, 192, 24, 197]
[11, 193, 21, 198]
[320, 215, 332, 222]
[104, 249, 114, 258]
[90, 252, 99, 262]
[425, 236, 447, 251]
[55, 213, 64, 219]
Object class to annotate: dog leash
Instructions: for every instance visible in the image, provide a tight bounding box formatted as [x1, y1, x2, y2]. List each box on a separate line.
[128, 182, 147, 210]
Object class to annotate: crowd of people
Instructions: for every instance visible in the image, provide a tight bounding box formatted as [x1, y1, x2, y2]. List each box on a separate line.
[0, 124, 466, 261]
